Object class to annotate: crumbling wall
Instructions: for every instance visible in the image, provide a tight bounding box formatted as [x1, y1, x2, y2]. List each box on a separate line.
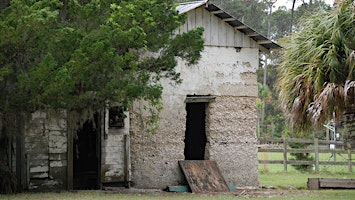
[25, 111, 67, 190]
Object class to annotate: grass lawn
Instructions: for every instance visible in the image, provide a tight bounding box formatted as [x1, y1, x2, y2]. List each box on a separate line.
[259, 171, 355, 188]
[1, 152, 354, 200]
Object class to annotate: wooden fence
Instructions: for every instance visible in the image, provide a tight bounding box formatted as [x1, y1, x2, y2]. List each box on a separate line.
[258, 137, 355, 173]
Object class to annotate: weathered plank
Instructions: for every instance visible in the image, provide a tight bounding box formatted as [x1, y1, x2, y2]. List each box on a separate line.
[202, 8, 211, 44]
[178, 160, 229, 193]
[210, 11, 219, 45]
[218, 16, 227, 46]
[308, 178, 355, 190]
[320, 178, 355, 189]
[187, 8, 196, 30]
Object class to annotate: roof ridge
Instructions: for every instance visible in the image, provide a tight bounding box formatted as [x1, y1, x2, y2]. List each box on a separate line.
[176, 0, 282, 51]
[178, 0, 208, 6]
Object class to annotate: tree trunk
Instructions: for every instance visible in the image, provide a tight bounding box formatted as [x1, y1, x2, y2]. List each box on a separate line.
[290, 0, 296, 33]
[0, 0, 10, 11]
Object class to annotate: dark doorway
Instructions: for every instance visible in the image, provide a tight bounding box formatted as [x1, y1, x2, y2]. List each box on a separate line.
[184, 103, 207, 160]
[73, 115, 100, 189]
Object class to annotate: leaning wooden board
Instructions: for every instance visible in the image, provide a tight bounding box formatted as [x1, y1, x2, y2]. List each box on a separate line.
[178, 160, 230, 193]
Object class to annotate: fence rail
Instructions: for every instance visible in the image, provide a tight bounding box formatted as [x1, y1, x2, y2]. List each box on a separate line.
[258, 137, 354, 172]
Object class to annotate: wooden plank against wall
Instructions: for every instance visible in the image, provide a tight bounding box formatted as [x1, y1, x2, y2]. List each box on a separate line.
[178, 160, 229, 193]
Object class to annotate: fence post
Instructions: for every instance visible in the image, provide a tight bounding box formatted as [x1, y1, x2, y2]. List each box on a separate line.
[314, 138, 319, 173]
[283, 138, 287, 172]
[348, 141, 352, 173]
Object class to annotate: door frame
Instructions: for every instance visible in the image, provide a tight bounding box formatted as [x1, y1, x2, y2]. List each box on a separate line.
[184, 95, 215, 160]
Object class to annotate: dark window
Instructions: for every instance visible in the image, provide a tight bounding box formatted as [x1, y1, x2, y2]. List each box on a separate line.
[109, 107, 125, 128]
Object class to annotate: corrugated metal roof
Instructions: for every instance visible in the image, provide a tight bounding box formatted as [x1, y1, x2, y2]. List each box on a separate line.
[177, 0, 282, 51]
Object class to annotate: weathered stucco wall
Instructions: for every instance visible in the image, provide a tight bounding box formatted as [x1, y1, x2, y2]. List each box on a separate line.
[101, 111, 130, 183]
[130, 46, 259, 188]
[25, 111, 67, 190]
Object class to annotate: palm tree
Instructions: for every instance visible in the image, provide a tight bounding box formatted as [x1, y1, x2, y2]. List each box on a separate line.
[278, 0, 355, 139]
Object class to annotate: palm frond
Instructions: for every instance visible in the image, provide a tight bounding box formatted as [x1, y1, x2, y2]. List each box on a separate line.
[277, 0, 355, 132]
[307, 83, 344, 126]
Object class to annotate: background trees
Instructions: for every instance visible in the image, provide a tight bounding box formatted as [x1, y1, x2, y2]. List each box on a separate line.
[0, 0, 341, 139]
[0, 0, 204, 136]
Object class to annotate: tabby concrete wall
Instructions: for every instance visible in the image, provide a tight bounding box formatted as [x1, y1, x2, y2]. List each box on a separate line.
[130, 46, 259, 188]
[206, 96, 258, 187]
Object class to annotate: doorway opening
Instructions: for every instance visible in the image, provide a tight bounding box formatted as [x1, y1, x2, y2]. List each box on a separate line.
[184, 102, 207, 160]
[73, 114, 100, 189]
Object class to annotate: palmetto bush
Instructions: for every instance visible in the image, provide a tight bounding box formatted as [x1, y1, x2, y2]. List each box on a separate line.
[278, 0, 355, 139]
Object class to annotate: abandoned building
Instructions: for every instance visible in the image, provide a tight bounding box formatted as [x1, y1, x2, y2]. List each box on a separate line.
[0, 0, 281, 192]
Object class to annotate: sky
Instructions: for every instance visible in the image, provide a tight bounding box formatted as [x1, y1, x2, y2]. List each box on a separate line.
[274, 0, 334, 9]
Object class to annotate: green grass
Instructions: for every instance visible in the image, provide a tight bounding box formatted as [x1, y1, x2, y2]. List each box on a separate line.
[1, 189, 355, 200]
[259, 171, 355, 189]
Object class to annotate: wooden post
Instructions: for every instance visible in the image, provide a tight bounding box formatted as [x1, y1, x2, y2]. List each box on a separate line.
[124, 133, 131, 188]
[314, 138, 319, 173]
[26, 154, 30, 190]
[348, 141, 352, 173]
[283, 138, 287, 172]
[67, 128, 73, 190]
[7, 136, 12, 170]
[16, 135, 25, 192]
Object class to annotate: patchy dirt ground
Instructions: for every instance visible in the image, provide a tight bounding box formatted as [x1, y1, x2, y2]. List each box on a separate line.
[233, 188, 315, 198]
[102, 186, 317, 199]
